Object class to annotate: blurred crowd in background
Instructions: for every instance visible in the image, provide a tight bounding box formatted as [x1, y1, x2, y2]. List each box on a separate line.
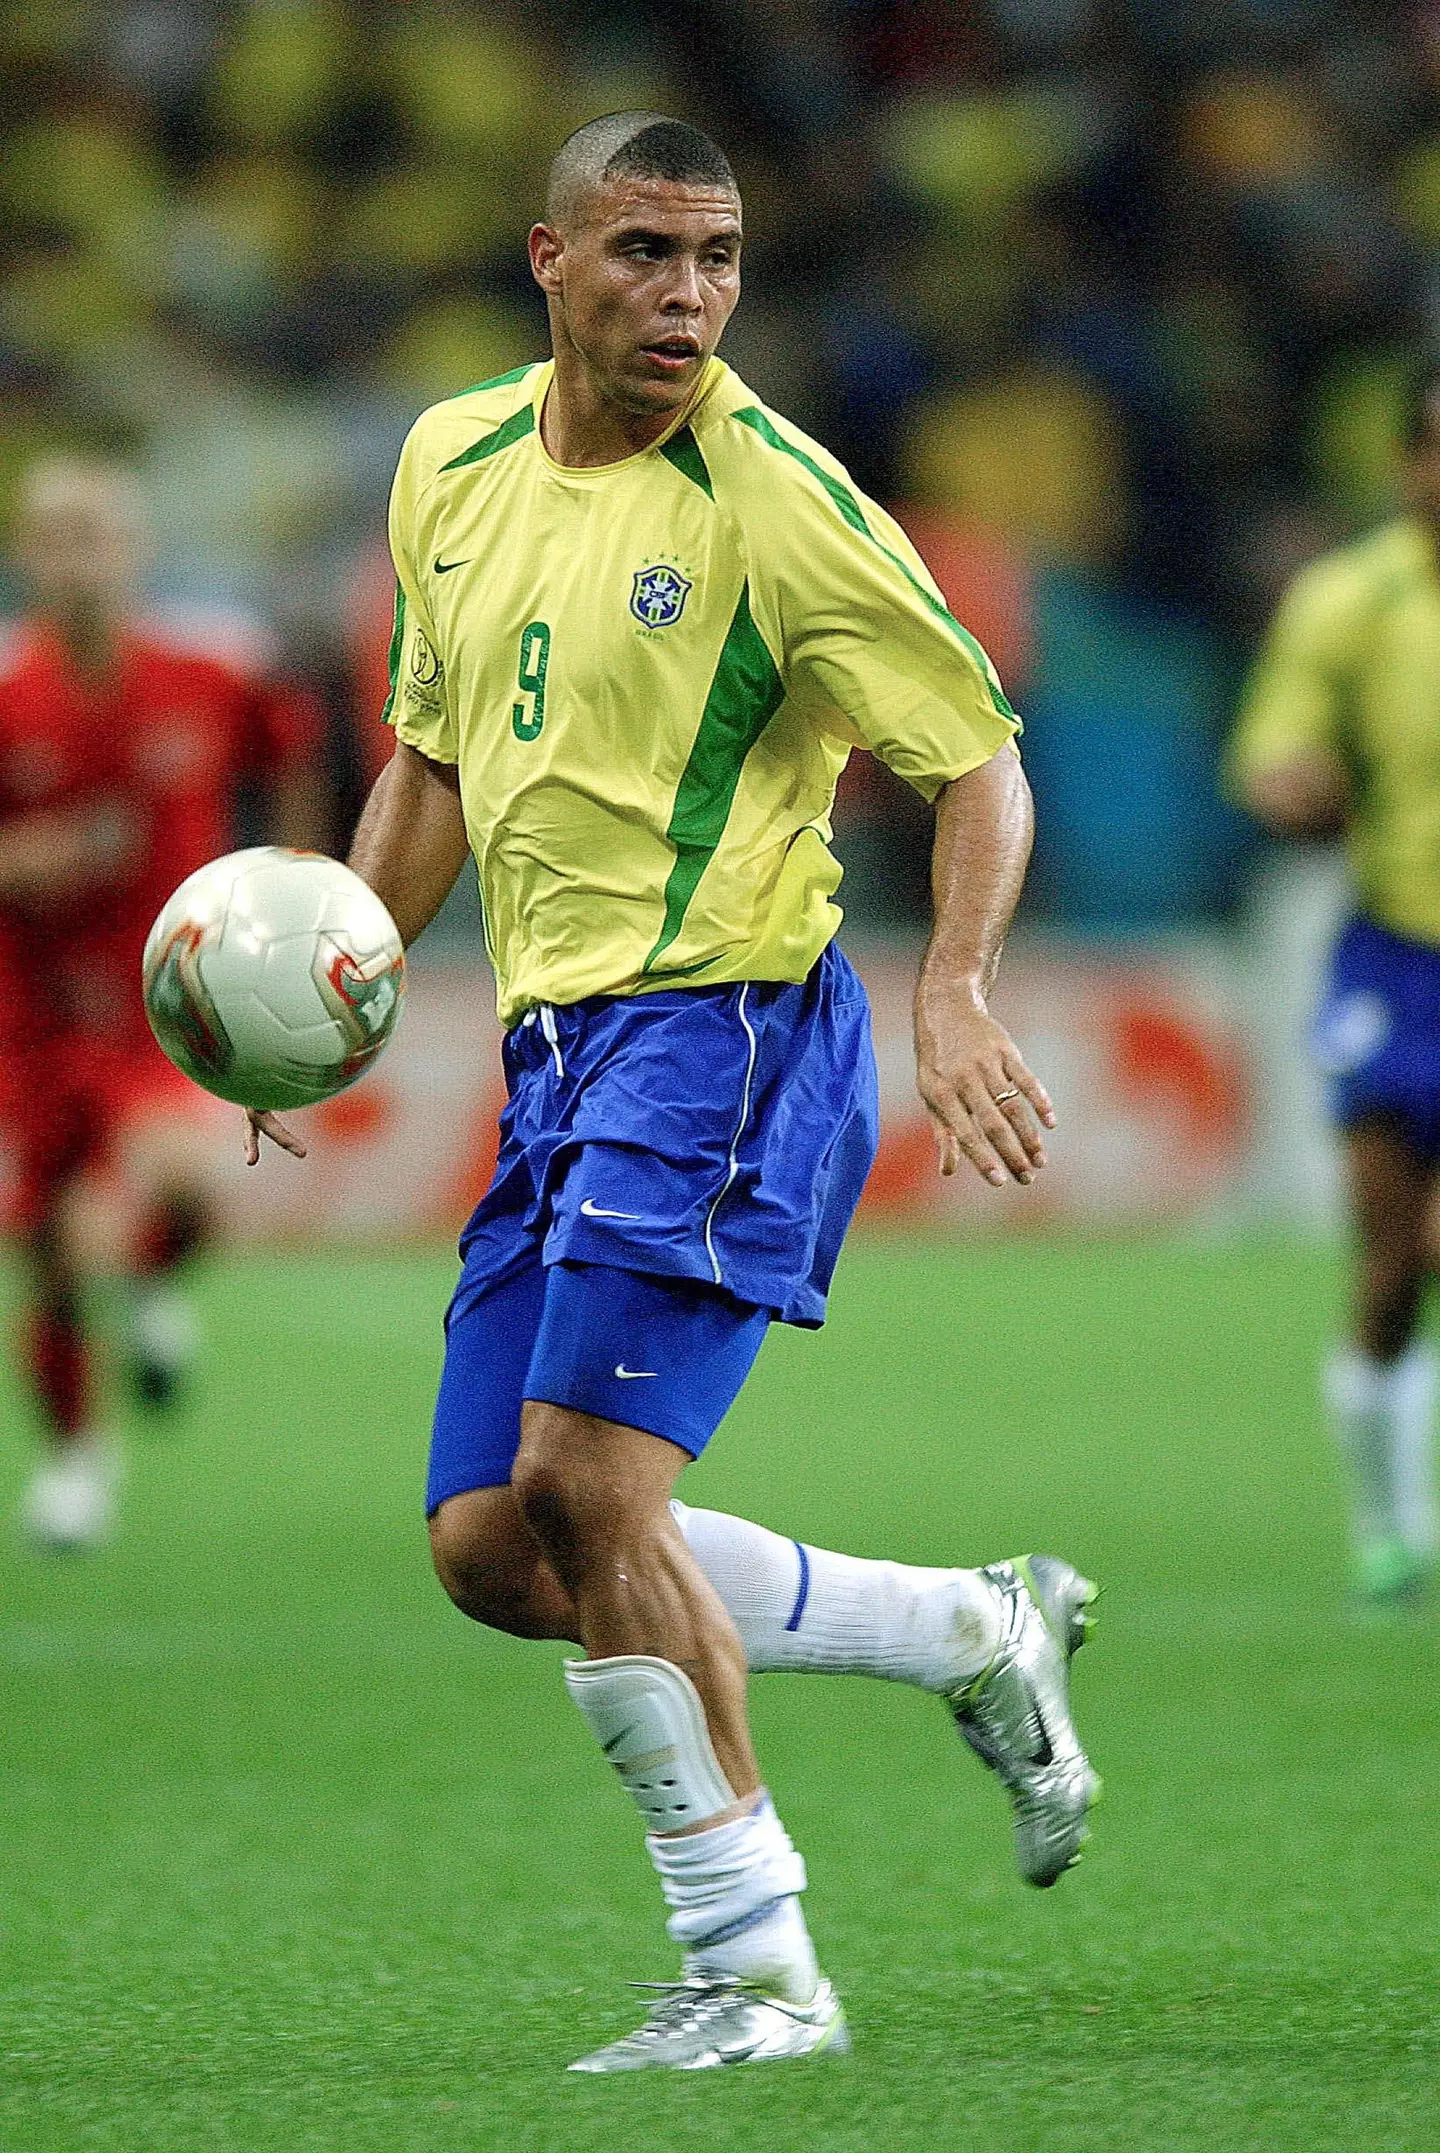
[1, 0, 1435, 930]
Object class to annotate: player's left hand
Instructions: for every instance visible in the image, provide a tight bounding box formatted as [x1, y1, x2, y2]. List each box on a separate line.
[914, 991, 1054, 1187]
[242, 1109, 307, 1165]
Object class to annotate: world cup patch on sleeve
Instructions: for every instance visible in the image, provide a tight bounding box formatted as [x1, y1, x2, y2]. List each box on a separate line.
[630, 563, 692, 628]
[404, 627, 445, 714]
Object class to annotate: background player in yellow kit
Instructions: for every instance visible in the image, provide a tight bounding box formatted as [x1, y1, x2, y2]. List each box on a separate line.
[1233, 363, 1440, 1604]
[252, 113, 1099, 2071]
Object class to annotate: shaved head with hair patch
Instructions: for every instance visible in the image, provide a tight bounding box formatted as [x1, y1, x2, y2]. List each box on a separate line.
[530, 111, 743, 461]
[546, 112, 738, 231]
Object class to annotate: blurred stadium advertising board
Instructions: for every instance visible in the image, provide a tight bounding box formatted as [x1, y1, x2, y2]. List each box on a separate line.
[2, 936, 1300, 1243]
[859, 939, 1250, 1229]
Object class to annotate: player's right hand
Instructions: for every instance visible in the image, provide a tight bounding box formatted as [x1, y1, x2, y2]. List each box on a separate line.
[243, 1109, 307, 1165]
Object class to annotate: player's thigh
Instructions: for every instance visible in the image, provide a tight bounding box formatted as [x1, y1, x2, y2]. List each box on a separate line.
[427, 1253, 549, 1518]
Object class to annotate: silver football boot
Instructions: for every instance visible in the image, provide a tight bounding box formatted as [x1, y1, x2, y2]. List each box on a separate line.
[567, 1976, 850, 2072]
[948, 1554, 1100, 1888]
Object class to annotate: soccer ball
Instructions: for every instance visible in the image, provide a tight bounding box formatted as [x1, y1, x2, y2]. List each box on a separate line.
[142, 847, 405, 1112]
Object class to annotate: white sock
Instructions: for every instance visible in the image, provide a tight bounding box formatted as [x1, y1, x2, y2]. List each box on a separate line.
[1325, 1342, 1439, 1558]
[129, 1280, 199, 1369]
[1325, 1347, 1391, 1546]
[673, 1500, 1002, 1692]
[648, 1794, 819, 2004]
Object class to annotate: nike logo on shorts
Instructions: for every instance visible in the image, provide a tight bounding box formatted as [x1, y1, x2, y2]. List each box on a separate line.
[580, 1198, 641, 1220]
[615, 1365, 658, 1379]
[433, 556, 471, 574]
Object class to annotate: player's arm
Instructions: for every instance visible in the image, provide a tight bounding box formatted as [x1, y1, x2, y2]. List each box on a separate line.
[916, 742, 1054, 1186]
[1230, 559, 1356, 839]
[346, 739, 469, 944]
[755, 444, 1050, 1185]
[0, 809, 96, 898]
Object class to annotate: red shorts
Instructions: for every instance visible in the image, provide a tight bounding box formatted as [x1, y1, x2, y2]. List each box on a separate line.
[0, 1033, 211, 1235]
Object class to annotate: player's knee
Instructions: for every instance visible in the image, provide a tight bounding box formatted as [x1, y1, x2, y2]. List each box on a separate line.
[509, 1445, 584, 1554]
[509, 1436, 629, 1569]
[427, 1501, 532, 1633]
[512, 1405, 672, 1565]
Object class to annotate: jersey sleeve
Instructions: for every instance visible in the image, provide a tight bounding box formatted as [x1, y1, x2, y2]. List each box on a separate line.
[751, 442, 1019, 799]
[1230, 555, 1368, 787]
[383, 424, 457, 763]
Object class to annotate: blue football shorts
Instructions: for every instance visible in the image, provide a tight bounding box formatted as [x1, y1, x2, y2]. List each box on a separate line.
[425, 939, 880, 1514]
[1314, 911, 1440, 1160]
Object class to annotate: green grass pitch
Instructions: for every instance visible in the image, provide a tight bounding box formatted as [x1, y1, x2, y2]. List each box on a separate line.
[2, 1235, 1438, 2151]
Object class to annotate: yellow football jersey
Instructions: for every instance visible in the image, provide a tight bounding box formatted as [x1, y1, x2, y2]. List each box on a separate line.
[1232, 517, 1440, 946]
[385, 356, 1018, 1025]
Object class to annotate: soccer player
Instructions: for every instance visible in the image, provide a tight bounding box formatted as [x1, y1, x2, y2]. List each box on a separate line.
[250, 115, 1100, 2070]
[0, 455, 320, 1548]
[1232, 363, 1440, 1604]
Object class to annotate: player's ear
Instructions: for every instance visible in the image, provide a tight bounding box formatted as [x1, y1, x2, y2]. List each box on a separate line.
[529, 223, 564, 295]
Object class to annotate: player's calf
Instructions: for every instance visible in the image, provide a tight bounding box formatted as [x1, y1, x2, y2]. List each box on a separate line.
[514, 1413, 758, 1794]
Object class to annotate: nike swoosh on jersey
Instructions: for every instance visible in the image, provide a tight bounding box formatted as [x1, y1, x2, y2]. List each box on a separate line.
[433, 556, 472, 574]
[615, 1365, 658, 1379]
[580, 1198, 642, 1220]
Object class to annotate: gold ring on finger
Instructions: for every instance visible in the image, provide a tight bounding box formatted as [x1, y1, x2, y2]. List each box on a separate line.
[993, 1087, 1020, 1104]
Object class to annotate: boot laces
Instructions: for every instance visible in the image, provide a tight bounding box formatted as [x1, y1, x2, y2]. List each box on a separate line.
[623, 1976, 807, 2038]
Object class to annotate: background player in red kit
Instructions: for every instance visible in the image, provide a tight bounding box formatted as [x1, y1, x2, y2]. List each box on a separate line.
[0, 456, 321, 1548]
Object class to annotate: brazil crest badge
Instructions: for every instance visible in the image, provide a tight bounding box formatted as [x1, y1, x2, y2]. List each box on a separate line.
[630, 563, 692, 628]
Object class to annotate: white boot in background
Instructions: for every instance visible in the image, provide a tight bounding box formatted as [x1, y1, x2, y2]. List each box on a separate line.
[20, 1435, 121, 1551]
[127, 1281, 201, 1410]
[1325, 1342, 1437, 1600]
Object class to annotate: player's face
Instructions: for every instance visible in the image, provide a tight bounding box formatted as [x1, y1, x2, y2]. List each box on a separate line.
[17, 475, 144, 618]
[532, 180, 742, 418]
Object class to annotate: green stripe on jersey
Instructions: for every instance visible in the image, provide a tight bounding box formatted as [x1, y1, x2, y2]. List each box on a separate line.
[439, 401, 537, 474]
[731, 404, 1016, 721]
[643, 580, 785, 974]
[659, 424, 714, 498]
[379, 583, 406, 724]
[448, 363, 536, 401]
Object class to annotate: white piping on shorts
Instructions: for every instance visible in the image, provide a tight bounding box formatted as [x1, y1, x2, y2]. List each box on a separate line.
[702, 985, 758, 1287]
[537, 1003, 565, 1078]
